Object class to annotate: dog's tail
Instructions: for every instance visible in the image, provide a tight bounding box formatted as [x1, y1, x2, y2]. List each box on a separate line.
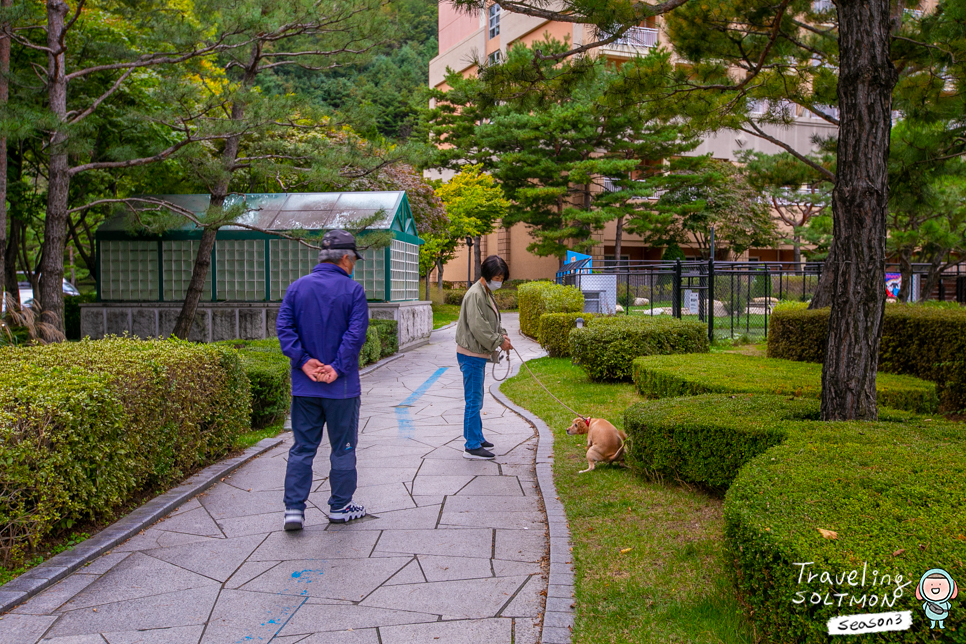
[612, 435, 627, 461]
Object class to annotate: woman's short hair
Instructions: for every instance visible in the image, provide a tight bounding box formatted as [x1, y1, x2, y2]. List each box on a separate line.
[481, 255, 509, 281]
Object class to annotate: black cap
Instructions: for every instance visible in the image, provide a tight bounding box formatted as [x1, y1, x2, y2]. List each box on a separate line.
[321, 229, 363, 260]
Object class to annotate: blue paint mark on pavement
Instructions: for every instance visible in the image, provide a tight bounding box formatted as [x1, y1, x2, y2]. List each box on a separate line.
[396, 367, 448, 437]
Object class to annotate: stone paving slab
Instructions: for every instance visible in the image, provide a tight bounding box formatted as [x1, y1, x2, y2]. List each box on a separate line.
[1, 314, 564, 643]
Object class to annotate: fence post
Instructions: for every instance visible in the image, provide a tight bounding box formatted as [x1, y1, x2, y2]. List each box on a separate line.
[764, 264, 770, 339]
[673, 259, 682, 318]
[708, 255, 715, 342]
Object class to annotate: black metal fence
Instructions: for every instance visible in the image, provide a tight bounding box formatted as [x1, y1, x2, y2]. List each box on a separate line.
[557, 259, 966, 341]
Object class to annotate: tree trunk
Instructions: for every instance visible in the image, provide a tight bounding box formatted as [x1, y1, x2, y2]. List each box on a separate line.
[4, 214, 18, 302]
[465, 236, 473, 289]
[897, 250, 913, 302]
[38, 0, 71, 334]
[614, 215, 624, 269]
[920, 250, 947, 301]
[793, 234, 802, 266]
[819, 0, 897, 421]
[172, 48, 257, 339]
[436, 259, 444, 293]
[473, 235, 482, 281]
[0, 0, 9, 300]
[171, 225, 217, 339]
[425, 268, 430, 301]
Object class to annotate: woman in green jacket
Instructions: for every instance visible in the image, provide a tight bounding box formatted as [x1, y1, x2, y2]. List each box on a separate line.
[455, 255, 513, 459]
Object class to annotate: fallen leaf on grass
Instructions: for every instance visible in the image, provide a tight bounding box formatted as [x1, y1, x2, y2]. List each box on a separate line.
[817, 528, 838, 540]
[620, 547, 633, 554]
[893, 549, 906, 557]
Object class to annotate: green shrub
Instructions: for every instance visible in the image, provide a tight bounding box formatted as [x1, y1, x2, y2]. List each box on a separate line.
[632, 353, 938, 413]
[215, 338, 290, 429]
[493, 290, 518, 310]
[64, 292, 97, 340]
[0, 337, 250, 565]
[538, 312, 596, 358]
[570, 316, 709, 382]
[369, 319, 399, 358]
[444, 289, 466, 306]
[518, 281, 585, 338]
[768, 304, 966, 412]
[359, 325, 382, 367]
[624, 393, 966, 642]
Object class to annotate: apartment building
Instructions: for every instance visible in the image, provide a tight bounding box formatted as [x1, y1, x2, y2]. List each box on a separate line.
[429, 2, 839, 280]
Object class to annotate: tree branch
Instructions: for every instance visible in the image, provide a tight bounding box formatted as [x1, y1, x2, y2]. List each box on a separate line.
[68, 67, 135, 124]
[739, 121, 836, 182]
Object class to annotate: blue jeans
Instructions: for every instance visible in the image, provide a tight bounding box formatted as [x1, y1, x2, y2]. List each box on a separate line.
[284, 396, 360, 512]
[458, 354, 487, 450]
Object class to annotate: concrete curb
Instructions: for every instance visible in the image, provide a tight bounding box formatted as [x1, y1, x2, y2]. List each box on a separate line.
[360, 351, 405, 377]
[0, 435, 285, 615]
[490, 366, 575, 644]
[431, 321, 458, 333]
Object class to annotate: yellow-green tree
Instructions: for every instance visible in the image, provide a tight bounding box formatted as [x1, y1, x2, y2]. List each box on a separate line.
[423, 165, 509, 294]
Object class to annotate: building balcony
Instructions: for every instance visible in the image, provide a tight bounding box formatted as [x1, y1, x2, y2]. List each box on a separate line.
[599, 26, 659, 58]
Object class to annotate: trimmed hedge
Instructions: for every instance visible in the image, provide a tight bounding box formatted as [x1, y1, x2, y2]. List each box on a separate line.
[369, 319, 399, 358]
[444, 289, 466, 305]
[360, 325, 382, 367]
[570, 316, 709, 382]
[518, 282, 584, 338]
[625, 394, 966, 642]
[538, 312, 596, 358]
[768, 304, 966, 412]
[216, 339, 290, 429]
[632, 353, 938, 413]
[0, 337, 250, 565]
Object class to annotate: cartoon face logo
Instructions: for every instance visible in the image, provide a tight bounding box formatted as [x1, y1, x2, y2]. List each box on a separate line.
[916, 568, 958, 629]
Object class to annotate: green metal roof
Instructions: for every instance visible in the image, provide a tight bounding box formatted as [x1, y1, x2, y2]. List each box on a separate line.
[96, 191, 420, 240]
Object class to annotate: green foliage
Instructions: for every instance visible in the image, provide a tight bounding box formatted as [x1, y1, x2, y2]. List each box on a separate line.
[632, 353, 938, 414]
[359, 325, 382, 367]
[537, 312, 596, 358]
[624, 393, 966, 641]
[64, 293, 97, 341]
[444, 289, 466, 306]
[517, 282, 584, 338]
[0, 337, 250, 566]
[369, 319, 399, 358]
[768, 304, 966, 412]
[570, 316, 709, 382]
[214, 339, 290, 429]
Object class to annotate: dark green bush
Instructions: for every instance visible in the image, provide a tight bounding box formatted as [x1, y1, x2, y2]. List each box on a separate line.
[493, 290, 518, 310]
[538, 312, 596, 358]
[632, 353, 938, 413]
[570, 316, 709, 382]
[768, 304, 966, 412]
[359, 325, 382, 367]
[64, 292, 97, 340]
[518, 282, 584, 338]
[444, 289, 466, 306]
[0, 337, 250, 565]
[215, 338, 290, 429]
[624, 394, 966, 642]
[369, 319, 399, 358]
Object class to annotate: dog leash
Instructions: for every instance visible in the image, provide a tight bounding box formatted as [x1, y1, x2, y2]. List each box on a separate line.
[493, 346, 590, 423]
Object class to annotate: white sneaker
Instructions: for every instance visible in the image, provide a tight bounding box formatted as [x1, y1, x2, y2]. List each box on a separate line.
[328, 502, 367, 524]
[283, 508, 304, 531]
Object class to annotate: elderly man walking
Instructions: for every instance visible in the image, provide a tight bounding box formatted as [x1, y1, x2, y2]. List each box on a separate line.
[277, 230, 369, 529]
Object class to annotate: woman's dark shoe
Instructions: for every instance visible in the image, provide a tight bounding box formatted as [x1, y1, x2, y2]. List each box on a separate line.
[481, 440, 494, 448]
[463, 447, 495, 460]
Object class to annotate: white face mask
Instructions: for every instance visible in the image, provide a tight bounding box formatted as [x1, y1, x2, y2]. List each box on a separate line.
[487, 280, 503, 291]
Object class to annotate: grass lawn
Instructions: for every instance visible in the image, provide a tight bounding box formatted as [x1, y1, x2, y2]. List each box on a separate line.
[502, 358, 756, 644]
[432, 302, 461, 329]
[234, 418, 286, 450]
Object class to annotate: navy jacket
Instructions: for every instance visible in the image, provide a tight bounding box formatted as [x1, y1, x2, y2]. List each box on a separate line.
[276, 263, 369, 399]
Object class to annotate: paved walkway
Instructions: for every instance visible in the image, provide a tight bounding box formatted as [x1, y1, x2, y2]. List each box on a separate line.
[2, 315, 550, 644]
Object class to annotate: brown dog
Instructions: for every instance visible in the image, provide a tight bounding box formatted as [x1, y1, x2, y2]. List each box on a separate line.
[566, 417, 627, 474]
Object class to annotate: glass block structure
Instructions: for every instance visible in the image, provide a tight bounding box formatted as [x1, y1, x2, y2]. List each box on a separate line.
[95, 192, 423, 303]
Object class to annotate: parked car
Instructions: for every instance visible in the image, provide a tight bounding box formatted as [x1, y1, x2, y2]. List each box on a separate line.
[2, 278, 80, 312]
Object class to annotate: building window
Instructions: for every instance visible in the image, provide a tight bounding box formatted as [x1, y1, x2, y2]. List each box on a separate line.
[487, 50, 502, 65]
[488, 4, 500, 39]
